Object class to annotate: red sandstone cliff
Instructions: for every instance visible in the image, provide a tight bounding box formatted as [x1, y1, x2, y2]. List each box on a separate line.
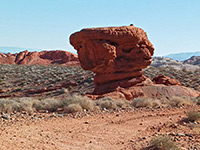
[0, 50, 79, 65]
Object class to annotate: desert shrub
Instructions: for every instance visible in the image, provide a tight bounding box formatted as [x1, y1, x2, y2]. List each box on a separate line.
[34, 95, 96, 112]
[187, 111, 200, 122]
[197, 100, 200, 105]
[15, 98, 39, 113]
[0, 95, 98, 113]
[0, 97, 38, 113]
[95, 97, 129, 110]
[12, 88, 22, 92]
[64, 104, 82, 113]
[61, 94, 96, 111]
[115, 99, 131, 109]
[148, 135, 179, 150]
[169, 96, 191, 107]
[131, 97, 152, 108]
[95, 97, 118, 110]
[34, 98, 63, 112]
[195, 97, 200, 105]
[131, 98, 161, 108]
[0, 99, 16, 113]
[58, 88, 68, 94]
[0, 95, 131, 114]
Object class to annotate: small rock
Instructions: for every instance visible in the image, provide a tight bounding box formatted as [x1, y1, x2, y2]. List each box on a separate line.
[142, 137, 146, 140]
[50, 113, 56, 118]
[57, 114, 64, 117]
[169, 132, 176, 136]
[185, 133, 193, 137]
[1, 114, 11, 120]
[177, 133, 185, 136]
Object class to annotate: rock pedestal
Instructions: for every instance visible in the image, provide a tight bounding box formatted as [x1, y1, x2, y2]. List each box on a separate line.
[70, 25, 154, 94]
[70, 25, 200, 100]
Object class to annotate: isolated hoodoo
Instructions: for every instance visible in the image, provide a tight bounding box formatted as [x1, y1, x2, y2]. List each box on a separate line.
[70, 25, 200, 100]
[70, 25, 154, 93]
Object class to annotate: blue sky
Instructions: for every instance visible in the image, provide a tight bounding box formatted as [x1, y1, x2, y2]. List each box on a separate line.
[0, 0, 200, 56]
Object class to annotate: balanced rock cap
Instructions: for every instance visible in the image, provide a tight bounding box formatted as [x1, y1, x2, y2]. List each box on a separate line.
[70, 25, 154, 87]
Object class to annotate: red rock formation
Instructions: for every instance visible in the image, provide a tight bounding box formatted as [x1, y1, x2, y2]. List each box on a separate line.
[70, 25, 200, 100]
[153, 75, 181, 86]
[0, 50, 79, 66]
[70, 25, 154, 93]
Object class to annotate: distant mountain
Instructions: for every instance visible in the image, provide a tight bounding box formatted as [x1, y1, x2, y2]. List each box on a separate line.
[0, 47, 41, 54]
[0, 50, 79, 65]
[150, 57, 199, 71]
[183, 56, 200, 66]
[165, 51, 200, 61]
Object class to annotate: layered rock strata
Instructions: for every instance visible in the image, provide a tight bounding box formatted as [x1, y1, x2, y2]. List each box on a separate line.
[70, 25, 154, 94]
[70, 25, 200, 100]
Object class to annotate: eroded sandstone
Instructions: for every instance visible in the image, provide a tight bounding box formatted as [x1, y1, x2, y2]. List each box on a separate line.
[70, 25, 200, 100]
[70, 25, 154, 93]
[0, 50, 79, 66]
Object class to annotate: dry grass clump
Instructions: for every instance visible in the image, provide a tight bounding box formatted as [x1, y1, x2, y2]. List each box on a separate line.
[169, 96, 192, 107]
[131, 98, 161, 108]
[62, 94, 96, 112]
[195, 97, 200, 105]
[0, 95, 97, 114]
[95, 97, 130, 110]
[0, 97, 39, 114]
[65, 104, 83, 113]
[34, 95, 97, 113]
[197, 100, 200, 105]
[187, 111, 200, 122]
[148, 135, 179, 150]
[34, 98, 63, 112]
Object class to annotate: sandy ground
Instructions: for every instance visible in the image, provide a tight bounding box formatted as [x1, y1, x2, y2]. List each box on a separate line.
[0, 106, 200, 150]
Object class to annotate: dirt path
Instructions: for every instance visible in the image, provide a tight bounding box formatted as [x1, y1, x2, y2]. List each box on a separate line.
[0, 106, 199, 150]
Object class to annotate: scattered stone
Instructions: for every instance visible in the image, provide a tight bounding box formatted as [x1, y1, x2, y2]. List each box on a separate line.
[177, 133, 185, 137]
[142, 137, 146, 140]
[1, 114, 11, 120]
[153, 74, 181, 86]
[185, 133, 193, 137]
[169, 132, 176, 136]
[57, 114, 64, 117]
